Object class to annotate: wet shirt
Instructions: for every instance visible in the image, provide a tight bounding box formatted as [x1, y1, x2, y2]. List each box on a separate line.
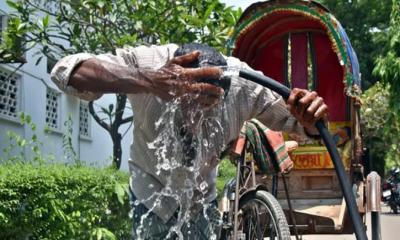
[51, 44, 307, 223]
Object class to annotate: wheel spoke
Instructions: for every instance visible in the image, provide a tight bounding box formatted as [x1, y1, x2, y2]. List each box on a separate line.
[239, 199, 279, 239]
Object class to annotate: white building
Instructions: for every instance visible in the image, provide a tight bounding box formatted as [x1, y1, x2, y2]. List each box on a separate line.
[0, 1, 132, 170]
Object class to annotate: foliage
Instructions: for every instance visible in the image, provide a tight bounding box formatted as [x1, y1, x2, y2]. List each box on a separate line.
[319, 0, 392, 90]
[0, 0, 241, 61]
[1, 113, 131, 238]
[1, 112, 82, 166]
[62, 115, 80, 166]
[0, 163, 131, 239]
[361, 81, 400, 174]
[0, 0, 242, 168]
[216, 158, 236, 198]
[374, 0, 400, 114]
[1, 112, 44, 164]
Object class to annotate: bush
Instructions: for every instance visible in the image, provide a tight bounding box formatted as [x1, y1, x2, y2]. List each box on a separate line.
[0, 163, 131, 240]
[216, 159, 236, 198]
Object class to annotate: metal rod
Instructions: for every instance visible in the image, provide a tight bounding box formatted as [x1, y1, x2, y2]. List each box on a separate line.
[239, 69, 368, 240]
[233, 154, 244, 240]
[282, 173, 301, 240]
[371, 212, 381, 240]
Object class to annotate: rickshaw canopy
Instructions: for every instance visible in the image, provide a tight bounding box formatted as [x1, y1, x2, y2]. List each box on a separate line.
[229, 0, 361, 123]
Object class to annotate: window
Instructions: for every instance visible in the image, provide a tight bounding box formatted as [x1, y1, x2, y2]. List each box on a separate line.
[79, 101, 91, 138]
[0, 68, 20, 120]
[45, 88, 60, 130]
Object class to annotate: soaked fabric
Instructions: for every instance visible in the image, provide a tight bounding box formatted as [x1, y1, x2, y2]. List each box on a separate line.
[131, 192, 221, 240]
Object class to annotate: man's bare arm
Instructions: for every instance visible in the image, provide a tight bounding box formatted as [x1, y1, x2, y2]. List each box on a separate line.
[68, 51, 224, 106]
[69, 57, 150, 94]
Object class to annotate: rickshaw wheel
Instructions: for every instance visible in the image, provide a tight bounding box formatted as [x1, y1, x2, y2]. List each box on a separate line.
[237, 190, 291, 240]
[390, 202, 398, 214]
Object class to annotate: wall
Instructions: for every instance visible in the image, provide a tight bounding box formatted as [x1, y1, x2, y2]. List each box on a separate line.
[0, 0, 133, 170]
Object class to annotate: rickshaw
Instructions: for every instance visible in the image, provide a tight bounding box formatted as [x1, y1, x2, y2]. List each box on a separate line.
[221, 0, 381, 239]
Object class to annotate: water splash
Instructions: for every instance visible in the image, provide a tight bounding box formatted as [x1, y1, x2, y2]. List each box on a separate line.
[134, 91, 227, 239]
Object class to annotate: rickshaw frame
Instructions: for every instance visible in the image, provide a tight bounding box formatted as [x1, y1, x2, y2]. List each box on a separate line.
[227, 1, 381, 239]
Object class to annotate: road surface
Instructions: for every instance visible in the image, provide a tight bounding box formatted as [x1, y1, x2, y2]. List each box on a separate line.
[290, 204, 398, 240]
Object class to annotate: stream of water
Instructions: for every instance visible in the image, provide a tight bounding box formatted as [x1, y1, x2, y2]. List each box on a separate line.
[132, 91, 227, 239]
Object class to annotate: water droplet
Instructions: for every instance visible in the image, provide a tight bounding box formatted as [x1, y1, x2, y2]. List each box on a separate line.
[161, 162, 170, 170]
[203, 139, 208, 147]
[199, 181, 208, 192]
[148, 184, 154, 189]
[134, 200, 140, 206]
[187, 189, 194, 198]
[164, 188, 172, 195]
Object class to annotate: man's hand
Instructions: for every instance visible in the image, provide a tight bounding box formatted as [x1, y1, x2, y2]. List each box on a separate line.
[140, 51, 224, 108]
[286, 88, 328, 135]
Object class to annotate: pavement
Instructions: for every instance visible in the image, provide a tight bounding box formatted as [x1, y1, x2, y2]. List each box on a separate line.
[290, 204, 399, 240]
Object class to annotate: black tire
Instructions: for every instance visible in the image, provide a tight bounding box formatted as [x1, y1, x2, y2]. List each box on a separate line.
[237, 190, 291, 240]
[390, 202, 398, 214]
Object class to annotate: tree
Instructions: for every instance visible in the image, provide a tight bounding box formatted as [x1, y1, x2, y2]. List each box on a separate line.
[0, 0, 242, 169]
[374, 0, 400, 114]
[320, 0, 392, 90]
[361, 82, 400, 175]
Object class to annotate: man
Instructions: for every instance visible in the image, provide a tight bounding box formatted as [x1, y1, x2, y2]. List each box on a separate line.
[51, 43, 327, 239]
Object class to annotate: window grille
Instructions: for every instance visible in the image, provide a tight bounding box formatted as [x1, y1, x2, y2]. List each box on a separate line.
[46, 88, 60, 129]
[0, 68, 20, 119]
[79, 101, 91, 138]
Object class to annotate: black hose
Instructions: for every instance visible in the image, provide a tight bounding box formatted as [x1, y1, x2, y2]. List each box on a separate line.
[239, 69, 367, 240]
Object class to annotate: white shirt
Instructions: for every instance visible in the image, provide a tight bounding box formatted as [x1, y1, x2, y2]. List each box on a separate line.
[51, 44, 307, 223]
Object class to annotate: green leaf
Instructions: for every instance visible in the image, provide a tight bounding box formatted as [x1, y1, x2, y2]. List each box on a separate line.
[43, 15, 50, 28]
[96, 229, 103, 240]
[202, 2, 217, 24]
[25, 114, 32, 124]
[6, 0, 18, 10]
[109, 14, 117, 23]
[18, 139, 27, 147]
[114, 182, 126, 204]
[97, 1, 105, 8]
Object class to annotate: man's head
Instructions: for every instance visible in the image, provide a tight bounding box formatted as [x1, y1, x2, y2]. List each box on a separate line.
[174, 43, 227, 68]
[174, 43, 230, 96]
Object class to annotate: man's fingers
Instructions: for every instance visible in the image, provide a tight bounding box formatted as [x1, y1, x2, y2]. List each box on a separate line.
[314, 104, 329, 119]
[297, 91, 317, 116]
[183, 67, 222, 81]
[306, 96, 323, 116]
[287, 88, 304, 112]
[188, 82, 224, 97]
[170, 51, 200, 66]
